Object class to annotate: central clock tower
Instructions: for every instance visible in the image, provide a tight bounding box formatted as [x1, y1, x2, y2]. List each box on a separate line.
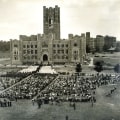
[43, 5, 60, 40]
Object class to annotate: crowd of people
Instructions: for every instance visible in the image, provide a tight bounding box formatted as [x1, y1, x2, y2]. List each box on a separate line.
[0, 74, 57, 100]
[0, 65, 42, 92]
[0, 98, 12, 107]
[0, 72, 34, 90]
[35, 73, 120, 104]
[0, 69, 120, 108]
[0, 76, 21, 90]
[106, 86, 117, 97]
[1, 71, 32, 78]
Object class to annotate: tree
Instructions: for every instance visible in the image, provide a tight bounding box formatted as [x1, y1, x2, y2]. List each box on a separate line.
[103, 45, 109, 52]
[114, 64, 120, 73]
[0, 41, 10, 51]
[94, 61, 103, 73]
[75, 63, 82, 73]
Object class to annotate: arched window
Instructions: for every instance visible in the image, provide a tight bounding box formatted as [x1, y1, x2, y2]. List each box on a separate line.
[74, 43, 77, 47]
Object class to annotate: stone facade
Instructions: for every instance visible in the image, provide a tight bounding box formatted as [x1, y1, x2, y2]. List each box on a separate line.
[43, 5, 60, 40]
[10, 39, 22, 65]
[10, 5, 86, 65]
[95, 35, 104, 52]
[86, 32, 95, 53]
[104, 35, 116, 51]
[116, 41, 120, 51]
[89, 38, 95, 52]
[86, 32, 90, 47]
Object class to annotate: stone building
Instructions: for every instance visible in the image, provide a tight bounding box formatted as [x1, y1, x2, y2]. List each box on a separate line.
[43, 5, 60, 40]
[10, 5, 86, 65]
[116, 41, 120, 52]
[95, 35, 104, 52]
[89, 38, 95, 53]
[104, 35, 116, 51]
[86, 32, 95, 53]
[86, 32, 90, 47]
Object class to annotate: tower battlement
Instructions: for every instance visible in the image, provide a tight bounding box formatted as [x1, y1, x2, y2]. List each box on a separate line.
[43, 5, 60, 40]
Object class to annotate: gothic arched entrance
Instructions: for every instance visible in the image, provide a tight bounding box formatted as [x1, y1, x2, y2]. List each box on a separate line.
[43, 54, 48, 61]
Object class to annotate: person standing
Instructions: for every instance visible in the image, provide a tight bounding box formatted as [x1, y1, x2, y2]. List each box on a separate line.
[65, 115, 69, 120]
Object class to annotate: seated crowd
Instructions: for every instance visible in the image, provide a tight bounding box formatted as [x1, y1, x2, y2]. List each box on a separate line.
[0, 65, 42, 91]
[0, 72, 34, 90]
[0, 72, 120, 105]
[0, 74, 57, 100]
[0, 77, 21, 90]
[35, 73, 120, 103]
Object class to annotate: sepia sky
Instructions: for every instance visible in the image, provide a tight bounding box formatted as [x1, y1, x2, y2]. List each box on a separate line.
[0, 0, 120, 41]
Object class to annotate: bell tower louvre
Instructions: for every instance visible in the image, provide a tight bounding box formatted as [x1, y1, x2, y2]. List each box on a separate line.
[43, 5, 60, 40]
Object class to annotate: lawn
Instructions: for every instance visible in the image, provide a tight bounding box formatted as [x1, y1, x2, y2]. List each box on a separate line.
[0, 52, 120, 120]
[94, 52, 120, 66]
[0, 83, 120, 120]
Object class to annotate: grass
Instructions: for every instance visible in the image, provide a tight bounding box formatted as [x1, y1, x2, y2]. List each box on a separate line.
[94, 52, 120, 66]
[0, 84, 120, 120]
[0, 51, 10, 58]
[0, 52, 120, 120]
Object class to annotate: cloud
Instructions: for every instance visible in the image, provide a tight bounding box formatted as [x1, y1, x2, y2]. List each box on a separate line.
[0, 0, 120, 40]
